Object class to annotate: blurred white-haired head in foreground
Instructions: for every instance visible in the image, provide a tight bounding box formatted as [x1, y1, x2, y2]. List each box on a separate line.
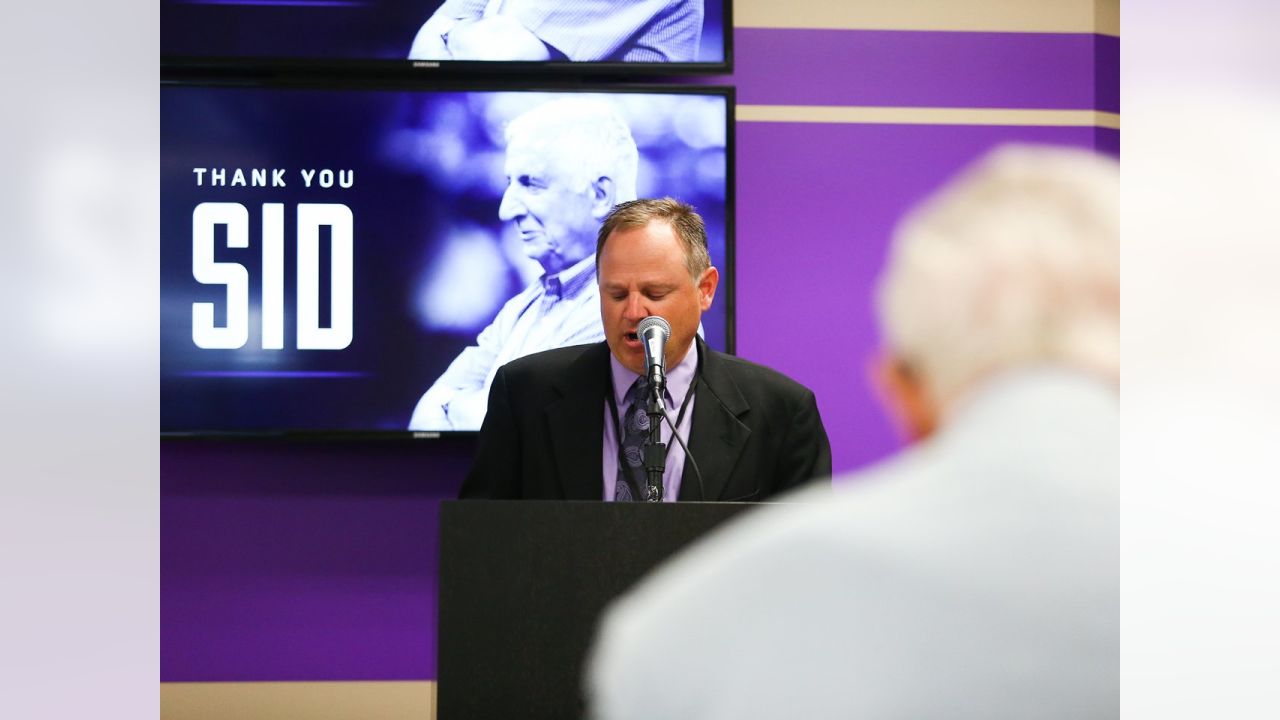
[588, 144, 1119, 720]
[876, 144, 1119, 439]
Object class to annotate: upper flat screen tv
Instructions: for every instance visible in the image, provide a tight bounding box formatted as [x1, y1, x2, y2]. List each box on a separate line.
[161, 0, 730, 75]
[161, 81, 734, 436]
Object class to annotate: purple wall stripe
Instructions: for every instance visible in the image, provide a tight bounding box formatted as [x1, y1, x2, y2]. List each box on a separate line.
[734, 122, 1114, 475]
[162, 440, 472, 681]
[1095, 127, 1121, 157]
[691, 28, 1116, 113]
[1094, 34, 1120, 113]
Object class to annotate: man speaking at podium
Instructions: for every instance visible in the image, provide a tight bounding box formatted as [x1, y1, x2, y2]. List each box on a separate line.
[460, 198, 831, 501]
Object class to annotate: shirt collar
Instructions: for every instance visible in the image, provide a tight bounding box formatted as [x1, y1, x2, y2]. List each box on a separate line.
[542, 253, 597, 299]
[609, 339, 699, 408]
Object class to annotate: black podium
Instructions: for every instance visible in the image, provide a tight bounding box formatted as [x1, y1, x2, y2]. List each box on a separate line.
[437, 500, 757, 720]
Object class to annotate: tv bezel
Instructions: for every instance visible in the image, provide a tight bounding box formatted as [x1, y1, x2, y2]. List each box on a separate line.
[160, 76, 737, 440]
[160, 0, 733, 78]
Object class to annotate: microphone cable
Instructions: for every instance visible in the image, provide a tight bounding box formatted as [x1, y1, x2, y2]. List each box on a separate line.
[660, 405, 705, 501]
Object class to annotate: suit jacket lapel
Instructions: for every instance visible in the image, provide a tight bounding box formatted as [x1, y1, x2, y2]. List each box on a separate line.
[679, 338, 752, 501]
[545, 342, 609, 500]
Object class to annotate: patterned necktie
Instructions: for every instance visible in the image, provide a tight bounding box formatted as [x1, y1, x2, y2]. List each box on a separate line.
[615, 377, 652, 502]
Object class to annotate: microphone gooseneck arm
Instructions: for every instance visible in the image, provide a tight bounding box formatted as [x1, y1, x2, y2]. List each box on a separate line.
[636, 316, 672, 502]
[643, 392, 665, 502]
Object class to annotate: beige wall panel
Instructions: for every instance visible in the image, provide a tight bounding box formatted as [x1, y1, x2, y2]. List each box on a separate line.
[737, 105, 1121, 130]
[735, 0, 1120, 36]
[161, 681, 436, 720]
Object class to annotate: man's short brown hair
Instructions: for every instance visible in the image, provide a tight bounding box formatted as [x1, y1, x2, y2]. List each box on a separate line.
[596, 197, 712, 279]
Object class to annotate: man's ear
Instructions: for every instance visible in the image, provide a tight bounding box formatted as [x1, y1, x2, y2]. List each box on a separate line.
[697, 266, 719, 311]
[868, 351, 938, 443]
[590, 177, 616, 219]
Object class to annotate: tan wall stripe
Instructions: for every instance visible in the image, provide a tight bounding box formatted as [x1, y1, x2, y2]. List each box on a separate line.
[734, 0, 1120, 37]
[161, 681, 436, 720]
[737, 104, 1120, 130]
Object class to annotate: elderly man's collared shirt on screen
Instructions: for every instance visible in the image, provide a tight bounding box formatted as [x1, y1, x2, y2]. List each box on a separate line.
[410, 253, 603, 431]
[430, 0, 703, 62]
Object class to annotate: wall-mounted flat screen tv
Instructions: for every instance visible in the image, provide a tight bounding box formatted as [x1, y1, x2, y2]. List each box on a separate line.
[161, 0, 730, 75]
[161, 81, 734, 436]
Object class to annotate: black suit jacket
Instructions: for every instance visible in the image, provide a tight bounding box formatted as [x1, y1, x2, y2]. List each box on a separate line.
[460, 338, 832, 501]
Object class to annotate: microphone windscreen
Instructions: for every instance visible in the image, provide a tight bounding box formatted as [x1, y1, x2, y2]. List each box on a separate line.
[637, 316, 671, 340]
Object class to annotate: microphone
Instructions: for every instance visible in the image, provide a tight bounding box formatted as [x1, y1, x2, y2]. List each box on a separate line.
[637, 316, 671, 398]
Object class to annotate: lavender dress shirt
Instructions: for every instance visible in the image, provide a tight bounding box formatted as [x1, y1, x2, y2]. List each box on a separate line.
[601, 344, 698, 501]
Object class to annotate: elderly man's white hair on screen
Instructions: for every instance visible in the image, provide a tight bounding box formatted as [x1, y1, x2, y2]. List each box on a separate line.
[505, 97, 640, 203]
[587, 144, 1119, 720]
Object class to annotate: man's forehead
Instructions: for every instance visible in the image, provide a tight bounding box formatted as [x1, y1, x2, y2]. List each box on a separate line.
[505, 139, 567, 175]
[600, 251, 692, 288]
[601, 276, 684, 289]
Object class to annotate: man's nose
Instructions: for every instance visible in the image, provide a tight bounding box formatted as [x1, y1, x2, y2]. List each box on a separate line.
[498, 187, 524, 221]
[623, 294, 647, 321]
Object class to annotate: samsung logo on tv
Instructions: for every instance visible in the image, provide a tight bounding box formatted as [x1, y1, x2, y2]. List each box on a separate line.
[412, 61, 441, 68]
